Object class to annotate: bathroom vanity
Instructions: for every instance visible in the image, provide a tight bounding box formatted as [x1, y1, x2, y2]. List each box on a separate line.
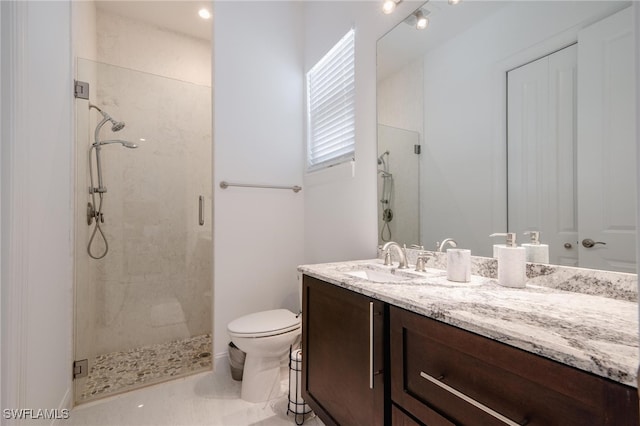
[299, 257, 639, 425]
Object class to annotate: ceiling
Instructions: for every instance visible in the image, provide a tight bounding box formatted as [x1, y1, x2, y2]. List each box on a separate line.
[96, 0, 213, 41]
[377, 0, 508, 80]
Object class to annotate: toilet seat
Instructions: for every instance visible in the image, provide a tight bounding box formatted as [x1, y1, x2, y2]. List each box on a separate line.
[227, 309, 300, 338]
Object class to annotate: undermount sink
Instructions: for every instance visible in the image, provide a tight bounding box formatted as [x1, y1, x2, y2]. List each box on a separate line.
[337, 262, 484, 286]
[345, 269, 414, 283]
[342, 264, 431, 283]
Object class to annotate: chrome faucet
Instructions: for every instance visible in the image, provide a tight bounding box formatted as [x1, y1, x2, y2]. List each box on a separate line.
[382, 241, 409, 269]
[436, 238, 458, 252]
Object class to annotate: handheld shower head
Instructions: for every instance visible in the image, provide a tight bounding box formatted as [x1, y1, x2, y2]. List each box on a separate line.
[95, 139, 138, 149]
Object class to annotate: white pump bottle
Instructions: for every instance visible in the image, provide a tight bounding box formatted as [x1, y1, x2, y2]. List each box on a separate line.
[489, 233, 526, 288]
[522, 231, 549, 264]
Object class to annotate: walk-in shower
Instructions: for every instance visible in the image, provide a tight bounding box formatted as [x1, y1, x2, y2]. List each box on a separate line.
[74, 58, 212, 404]
[376, 125, 421, 247]
[87, 104, 138, 260]
[378, 150, 394, 242]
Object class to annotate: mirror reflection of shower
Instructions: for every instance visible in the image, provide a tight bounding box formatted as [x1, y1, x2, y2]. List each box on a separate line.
[87, 104, 138, 259]
[378, 150, 394, 242]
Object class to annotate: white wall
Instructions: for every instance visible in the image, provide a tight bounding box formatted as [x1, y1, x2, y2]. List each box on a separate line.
[212, 1, 305, 358]
[96, 8, 210, 86]
[72, 0, 97, 62]
[420, 1, 628, 257]
[1, 0, 74, 415]
[377, 58, 423, 134]
[302, 1, 423, 264]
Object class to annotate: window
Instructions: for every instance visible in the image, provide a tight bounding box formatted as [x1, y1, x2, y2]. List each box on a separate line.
[306, 29, 355, 172]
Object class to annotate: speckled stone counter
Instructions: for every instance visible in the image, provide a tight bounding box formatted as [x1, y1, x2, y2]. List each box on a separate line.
[298, 258, 639, 388]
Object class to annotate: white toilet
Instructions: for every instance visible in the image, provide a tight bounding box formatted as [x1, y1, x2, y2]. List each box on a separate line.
[227, 309, 301, 402]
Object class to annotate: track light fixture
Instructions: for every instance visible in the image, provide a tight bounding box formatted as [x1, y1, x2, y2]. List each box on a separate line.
[415, 10, 429, 29]
[403, 7, 430, 30]
[448, 0, 462, 4]
[382, 0, 402, 15]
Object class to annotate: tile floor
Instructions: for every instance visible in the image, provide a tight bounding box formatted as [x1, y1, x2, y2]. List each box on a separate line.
[67, 367, 324, 426]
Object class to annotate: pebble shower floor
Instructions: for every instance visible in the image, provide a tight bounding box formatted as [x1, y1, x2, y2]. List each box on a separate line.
[79, 334, 212, 401]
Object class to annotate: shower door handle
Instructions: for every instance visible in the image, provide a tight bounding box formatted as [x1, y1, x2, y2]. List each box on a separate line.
[198, 196, 205, 226]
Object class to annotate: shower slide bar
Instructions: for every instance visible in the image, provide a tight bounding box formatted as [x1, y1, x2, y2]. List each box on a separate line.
[219, 181, 302, 193]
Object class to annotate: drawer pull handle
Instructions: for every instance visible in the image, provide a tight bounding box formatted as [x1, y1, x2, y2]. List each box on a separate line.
[420, 371, 523, 426]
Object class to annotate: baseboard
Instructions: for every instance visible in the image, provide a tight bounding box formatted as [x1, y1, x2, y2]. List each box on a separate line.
[213, 351, 229, 374]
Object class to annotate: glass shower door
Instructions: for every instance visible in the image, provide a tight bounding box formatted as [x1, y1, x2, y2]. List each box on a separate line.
[74, 59, 212, 403]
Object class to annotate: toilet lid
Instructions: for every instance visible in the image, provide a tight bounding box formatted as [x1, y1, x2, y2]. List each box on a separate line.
[227, 309, 301, 337]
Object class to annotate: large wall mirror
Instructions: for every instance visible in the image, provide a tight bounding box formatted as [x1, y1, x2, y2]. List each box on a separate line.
[377, 0, 636, 273]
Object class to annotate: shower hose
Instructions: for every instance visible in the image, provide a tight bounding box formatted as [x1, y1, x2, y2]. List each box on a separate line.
[87, 144, 109, 260]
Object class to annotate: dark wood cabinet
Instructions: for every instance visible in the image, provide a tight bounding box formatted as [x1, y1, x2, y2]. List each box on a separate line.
[302, 275, 386, 426]
[390, 305, 639, 426]
[392, 404, 432, 426]
[301, 276, 639, 426]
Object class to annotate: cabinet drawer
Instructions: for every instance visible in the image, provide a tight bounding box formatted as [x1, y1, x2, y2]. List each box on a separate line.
[392, 404, 426, 426]
[392, 402, 454, 426]
[390, 306, 638, 426]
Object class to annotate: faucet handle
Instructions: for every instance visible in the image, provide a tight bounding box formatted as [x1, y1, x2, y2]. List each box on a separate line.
[383, 251, 392, 266]
[415, 252, 429, 272]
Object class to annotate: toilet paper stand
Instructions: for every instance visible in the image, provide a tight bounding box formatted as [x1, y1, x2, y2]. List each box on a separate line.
[287, 347, 313, 425]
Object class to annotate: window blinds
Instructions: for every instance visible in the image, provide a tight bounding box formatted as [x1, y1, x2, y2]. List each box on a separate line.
[306, 29, 355, 171]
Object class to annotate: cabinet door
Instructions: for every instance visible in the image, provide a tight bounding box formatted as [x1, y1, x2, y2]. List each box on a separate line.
[390, 305, 639, 426]
[302, 275, 385, 426]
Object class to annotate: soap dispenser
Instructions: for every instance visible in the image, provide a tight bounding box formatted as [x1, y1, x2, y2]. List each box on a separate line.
[489, 233, 526, 288]
[522, 231, 549, 264]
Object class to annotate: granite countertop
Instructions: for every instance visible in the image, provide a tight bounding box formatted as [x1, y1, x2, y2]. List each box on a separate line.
[298, 258, 639, 388]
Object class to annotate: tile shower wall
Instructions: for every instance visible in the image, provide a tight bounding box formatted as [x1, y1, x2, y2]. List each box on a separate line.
[88, 61, 211, 354]
[74, 6, 212, 393]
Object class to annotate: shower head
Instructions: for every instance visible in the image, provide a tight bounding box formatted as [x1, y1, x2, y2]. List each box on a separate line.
[95, 139, 138, 149]
[377, 150, 390, 165]
[90, 104, 125, 132]
[111, 121, 125, 132]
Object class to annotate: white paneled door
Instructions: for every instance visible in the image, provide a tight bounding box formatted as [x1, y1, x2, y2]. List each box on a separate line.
[577, 6, 636, 273]
[508, 44, 579, 267]
[508, 5, 636, 273]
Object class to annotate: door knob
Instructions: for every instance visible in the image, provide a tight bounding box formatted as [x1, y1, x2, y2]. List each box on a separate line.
[582, 238, 606, 248]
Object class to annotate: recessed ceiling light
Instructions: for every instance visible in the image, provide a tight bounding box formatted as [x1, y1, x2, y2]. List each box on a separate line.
[198, 8, 211, 20]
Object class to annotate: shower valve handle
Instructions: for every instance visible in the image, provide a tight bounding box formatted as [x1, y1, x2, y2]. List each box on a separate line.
[90, 186, 108, 194]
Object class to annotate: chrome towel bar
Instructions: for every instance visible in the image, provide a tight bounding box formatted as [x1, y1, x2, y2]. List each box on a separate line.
[219, 181, 302, 193]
